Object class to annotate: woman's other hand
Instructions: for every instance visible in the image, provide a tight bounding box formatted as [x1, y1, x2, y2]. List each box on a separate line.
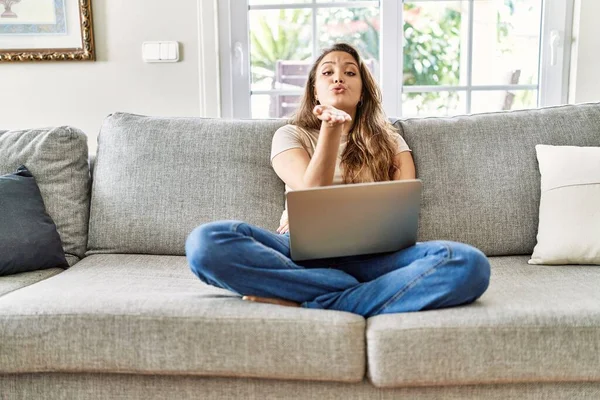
[276, 217, 289, 234]
[313, 105, 352, 128]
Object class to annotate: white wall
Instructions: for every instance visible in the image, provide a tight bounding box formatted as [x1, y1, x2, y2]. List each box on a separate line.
[2, 0, 201, 154]
[570, 0, 600, 104]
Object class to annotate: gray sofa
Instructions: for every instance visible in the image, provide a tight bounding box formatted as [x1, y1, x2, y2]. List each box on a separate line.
[1, 103, 600, 399]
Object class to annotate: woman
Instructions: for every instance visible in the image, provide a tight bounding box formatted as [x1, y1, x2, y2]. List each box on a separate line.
[185, 43, 490, 318]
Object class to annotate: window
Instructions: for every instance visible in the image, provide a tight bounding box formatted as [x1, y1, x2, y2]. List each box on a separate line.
[217, 0, 573, 119]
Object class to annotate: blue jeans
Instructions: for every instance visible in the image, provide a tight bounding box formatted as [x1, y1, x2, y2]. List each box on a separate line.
[185, 220, 491, 318]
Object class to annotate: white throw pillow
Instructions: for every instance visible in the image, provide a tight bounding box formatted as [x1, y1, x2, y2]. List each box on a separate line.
[529, 145, 600, 265]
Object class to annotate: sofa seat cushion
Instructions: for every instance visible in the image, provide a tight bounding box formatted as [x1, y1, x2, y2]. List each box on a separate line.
[0, 268, 64, 297]
[0, 254, 365, 382]
[367, 256, 600, 388]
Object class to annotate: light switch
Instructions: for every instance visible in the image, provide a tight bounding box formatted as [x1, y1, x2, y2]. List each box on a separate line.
[142, 41, 180, 63]
[168, 42, 178, 61]
[159, 42, 170, 60]
[142, 42, 160, 62]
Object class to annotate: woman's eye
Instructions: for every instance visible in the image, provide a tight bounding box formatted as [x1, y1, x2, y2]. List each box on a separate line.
[346, 71, 356, 76]
[322, 71, 332, 76]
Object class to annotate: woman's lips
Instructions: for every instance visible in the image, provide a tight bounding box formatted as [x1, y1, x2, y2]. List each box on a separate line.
[332, 87, 346, 94]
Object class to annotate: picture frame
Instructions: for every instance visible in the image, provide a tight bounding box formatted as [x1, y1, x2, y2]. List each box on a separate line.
[0, 0, 95, 62]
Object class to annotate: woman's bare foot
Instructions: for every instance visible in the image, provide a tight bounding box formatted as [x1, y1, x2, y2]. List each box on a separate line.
[242, 295, 300, 307]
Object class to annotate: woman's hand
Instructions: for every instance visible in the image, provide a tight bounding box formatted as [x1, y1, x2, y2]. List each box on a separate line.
[276, 216, 289, 234]
[313, 105, 352, 127]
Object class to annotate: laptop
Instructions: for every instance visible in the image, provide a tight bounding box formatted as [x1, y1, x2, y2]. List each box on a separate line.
[286, 179, 422, 261]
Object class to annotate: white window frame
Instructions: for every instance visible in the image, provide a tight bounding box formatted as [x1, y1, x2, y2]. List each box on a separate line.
[217, 0, 573, 119]
[198, 0, 221, 118]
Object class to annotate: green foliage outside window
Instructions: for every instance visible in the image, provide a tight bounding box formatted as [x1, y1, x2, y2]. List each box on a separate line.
[249, 1, 532, 115]
[402, 4, 461, 112]
[250, 9, 311, 86]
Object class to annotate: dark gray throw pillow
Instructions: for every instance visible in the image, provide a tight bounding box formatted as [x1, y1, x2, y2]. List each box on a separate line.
[0, 165, 68, 276]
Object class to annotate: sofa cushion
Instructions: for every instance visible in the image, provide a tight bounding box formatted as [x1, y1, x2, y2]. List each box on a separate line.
[0, 166, 69, 276]
[366, 256, 600, 388]
[0, 126, 91, 265]
[396, 102, 600, 256]
[0, 254, 365, 382]
[0, 268, 64, 297]
[87, 113, 287, 255]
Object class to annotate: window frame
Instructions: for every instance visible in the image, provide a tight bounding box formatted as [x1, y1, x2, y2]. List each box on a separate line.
[217, 0, 574, 119]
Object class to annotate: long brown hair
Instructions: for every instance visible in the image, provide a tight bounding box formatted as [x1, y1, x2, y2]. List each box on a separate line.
[290, 43, 398, 183]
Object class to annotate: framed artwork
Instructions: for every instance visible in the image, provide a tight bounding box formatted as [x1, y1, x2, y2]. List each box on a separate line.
[0, 0, 95, 62]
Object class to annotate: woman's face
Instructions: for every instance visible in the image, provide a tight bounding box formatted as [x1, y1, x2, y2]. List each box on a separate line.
[314, 51, 363, 114]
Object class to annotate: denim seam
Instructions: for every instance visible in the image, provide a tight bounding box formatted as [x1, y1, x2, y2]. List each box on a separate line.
[230, 222, 298, 270]
[372, 242, 454, 316]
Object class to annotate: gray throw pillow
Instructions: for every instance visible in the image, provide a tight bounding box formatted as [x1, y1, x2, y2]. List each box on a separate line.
[0, 165, 68, 276]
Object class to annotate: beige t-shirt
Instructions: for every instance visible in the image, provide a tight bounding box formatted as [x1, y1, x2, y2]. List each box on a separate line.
[270, 124, 412, 224]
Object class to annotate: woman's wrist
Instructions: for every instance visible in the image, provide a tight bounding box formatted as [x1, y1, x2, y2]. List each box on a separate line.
[320, 121, 344, 134]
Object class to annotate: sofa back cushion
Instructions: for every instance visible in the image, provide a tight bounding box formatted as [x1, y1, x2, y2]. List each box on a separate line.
[87, 113, 286, 255]
[397, 102, 600, 256]
[0, 127, 90, 265]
